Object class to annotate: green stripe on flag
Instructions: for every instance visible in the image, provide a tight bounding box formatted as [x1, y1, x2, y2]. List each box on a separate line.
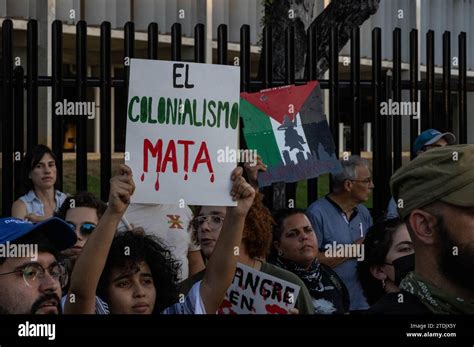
[240, 99, 283, 167]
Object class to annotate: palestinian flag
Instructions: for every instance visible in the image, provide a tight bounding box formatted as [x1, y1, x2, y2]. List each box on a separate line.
[240, 81, 340, 187]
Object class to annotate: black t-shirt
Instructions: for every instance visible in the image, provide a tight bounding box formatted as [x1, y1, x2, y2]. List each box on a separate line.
[368, 291, 431, 314]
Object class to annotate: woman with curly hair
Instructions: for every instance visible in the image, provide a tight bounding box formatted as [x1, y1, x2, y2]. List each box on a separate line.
[180, 192, 314, 314]
[65, 164, 256, 314]
[96, 230, 181, 313]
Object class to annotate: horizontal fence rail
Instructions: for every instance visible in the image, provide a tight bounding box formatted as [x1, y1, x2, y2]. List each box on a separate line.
[0, 18, 471, 219]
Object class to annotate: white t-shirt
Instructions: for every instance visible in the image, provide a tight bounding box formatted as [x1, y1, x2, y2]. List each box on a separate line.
[118, 203, 200, 281]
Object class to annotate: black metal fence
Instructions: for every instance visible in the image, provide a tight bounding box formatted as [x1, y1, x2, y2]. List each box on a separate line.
[0, 18, 470, 218]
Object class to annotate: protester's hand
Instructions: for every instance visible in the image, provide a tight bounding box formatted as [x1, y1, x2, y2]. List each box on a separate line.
[26, 213, 48, 223]
[288, 308, 299, 315]
[108, 164, 135, 215]
[228, 167, 255, 217]
[244, 154, 267, 189]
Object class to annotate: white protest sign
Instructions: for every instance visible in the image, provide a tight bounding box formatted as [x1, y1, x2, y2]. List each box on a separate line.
[217, 263, 301, 314]
[125, 59, 240, 206]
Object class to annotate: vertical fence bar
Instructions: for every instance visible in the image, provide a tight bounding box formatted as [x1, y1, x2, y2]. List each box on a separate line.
[76, 21, 88, 191]
[239, 25, 250, 154]
[262, 26, 274, 209]
[393, 28, 402, 172]
[148, 22, 158, 60]
[240, 25, 250, 93]
[442, 31, 451, 133]
[426, 30, 435, 130]
[171, 23, 182, 61]
[100, 21, 112, 201]
[307, 25, 318, 205]
[26, 19, 38, 150]
[458, 32, 467, 144]
[194, 24, 205, 63]
[384, 71, 393, 188]
[14, 66, 25, 199]
[217, 24, 227, 65]
[123, 21, 134, 158]
[409, 29, 419, 159]
[372, 27, 384, 219]
[124, 21, 135, 106]
[284, 25, 296, 207]
[1, 19, 14, 216]
[329, 26, 339, 160]
[350, 27, 361, 156]
[51, 20, 64, 191]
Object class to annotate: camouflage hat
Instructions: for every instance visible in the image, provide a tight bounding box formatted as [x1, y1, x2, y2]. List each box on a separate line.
[390, 144, 474, 219]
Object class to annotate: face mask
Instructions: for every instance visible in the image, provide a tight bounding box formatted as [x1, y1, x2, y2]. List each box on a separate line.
[385, 253, 415, 286]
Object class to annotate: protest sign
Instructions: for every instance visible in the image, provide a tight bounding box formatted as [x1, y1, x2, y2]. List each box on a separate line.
[240, 81, 342, 187]
[126, 59, 240, 205]
[217, 263, 301, 314]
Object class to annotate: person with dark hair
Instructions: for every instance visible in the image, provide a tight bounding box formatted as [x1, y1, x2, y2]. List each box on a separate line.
[97, 230, 181, 313]
[0, 217, 76, 314]
[116, 202, 204, 281]
[56, 192, 110, 314]
[65, 164, 256, 314]
[12, 145, 67, 223]
[57, 192, 107, 261]
[180, 194, 314, 314]
[271, 208, 349, 314]
[357, 218, 414, 307]
[373, 145, 474, 314]
[306, 155, 374, 311]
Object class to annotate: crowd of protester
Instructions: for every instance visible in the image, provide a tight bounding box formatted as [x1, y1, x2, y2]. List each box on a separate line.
[0, 129, 472, 314]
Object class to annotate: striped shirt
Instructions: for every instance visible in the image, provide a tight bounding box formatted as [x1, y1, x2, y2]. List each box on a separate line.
[61, 295, 110, 314]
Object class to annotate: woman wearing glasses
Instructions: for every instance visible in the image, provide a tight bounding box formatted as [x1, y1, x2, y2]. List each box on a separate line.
[179, 193, 315, 314]
[12, 145, 67, 223]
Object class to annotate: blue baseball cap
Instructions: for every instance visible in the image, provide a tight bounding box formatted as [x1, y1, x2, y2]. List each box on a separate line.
[0, 217, 77, 251]
[413, 129, 456, 155]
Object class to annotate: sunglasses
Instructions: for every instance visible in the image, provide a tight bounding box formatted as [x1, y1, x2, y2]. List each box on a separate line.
[66, 221, 96, 236]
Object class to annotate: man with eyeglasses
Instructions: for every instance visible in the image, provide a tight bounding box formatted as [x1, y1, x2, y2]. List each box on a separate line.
[306, 155, 374, 311]
[0, 217, 76, 314]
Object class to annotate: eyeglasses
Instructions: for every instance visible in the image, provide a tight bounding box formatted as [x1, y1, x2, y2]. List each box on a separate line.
[0, 262, 68, 288]
[350, 177, 373, 185]
[192, 215, 225, 230]
[66, 221, 96, 236]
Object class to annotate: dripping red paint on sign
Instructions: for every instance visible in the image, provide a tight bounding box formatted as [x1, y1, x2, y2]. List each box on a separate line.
[125, 59, 240, 205]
